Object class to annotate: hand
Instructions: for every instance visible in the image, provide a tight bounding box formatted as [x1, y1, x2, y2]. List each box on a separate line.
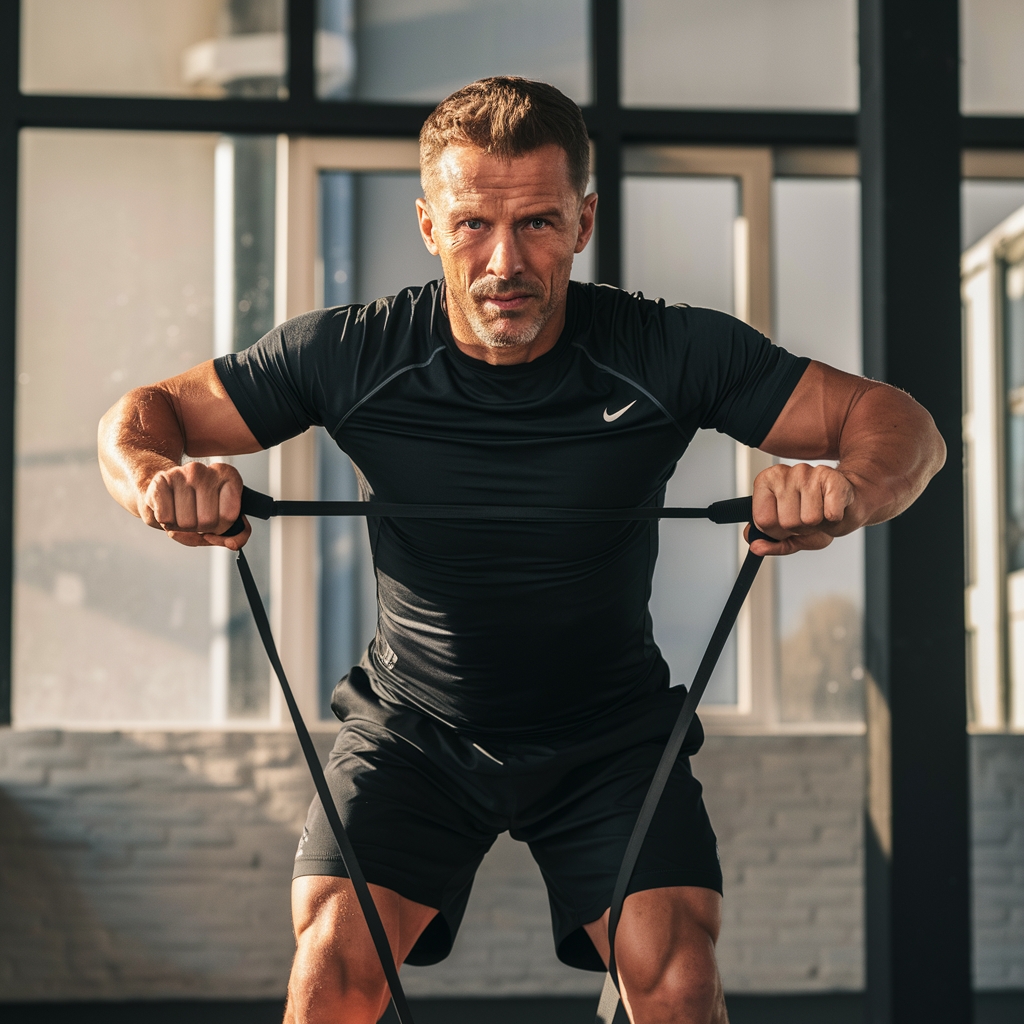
[747, 462, 858, 556]
[141, 461, 251, 550]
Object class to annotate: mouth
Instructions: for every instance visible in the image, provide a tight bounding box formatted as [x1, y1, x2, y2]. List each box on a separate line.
[481, 292, 534, 313]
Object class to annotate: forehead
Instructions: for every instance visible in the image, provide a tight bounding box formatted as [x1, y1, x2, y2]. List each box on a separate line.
[427, 144, 574, 210]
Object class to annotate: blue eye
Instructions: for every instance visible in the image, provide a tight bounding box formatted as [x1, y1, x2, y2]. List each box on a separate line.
[531, 218, 547, 229]
[465, 219, 482, 230]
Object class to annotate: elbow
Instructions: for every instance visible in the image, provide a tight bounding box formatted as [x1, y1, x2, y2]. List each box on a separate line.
[923, 409, 947, 480]
[932, 422, 948, 476]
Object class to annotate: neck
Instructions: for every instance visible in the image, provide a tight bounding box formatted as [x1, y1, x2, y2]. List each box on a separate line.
[443, 285, 567, 366]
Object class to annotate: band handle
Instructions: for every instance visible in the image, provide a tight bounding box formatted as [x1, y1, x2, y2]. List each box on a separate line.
[219, 486, 274, 537]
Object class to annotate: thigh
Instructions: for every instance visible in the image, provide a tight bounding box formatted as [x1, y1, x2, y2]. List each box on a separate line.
[293, 720, 499, 964]
[583, 884, 722, 968]
[584, 887, 725, 1024]
[292, 875, 438, 967]
[519, 741, 723, 971]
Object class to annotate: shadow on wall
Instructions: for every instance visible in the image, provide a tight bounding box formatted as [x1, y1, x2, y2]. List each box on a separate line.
[0, 787, 162, 993]
[0, 728, 318, 999]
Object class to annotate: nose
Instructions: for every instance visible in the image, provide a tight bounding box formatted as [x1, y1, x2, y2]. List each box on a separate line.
[486, 226, 524, 280]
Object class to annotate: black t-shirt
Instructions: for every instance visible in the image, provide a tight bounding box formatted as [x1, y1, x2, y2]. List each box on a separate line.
[215, 281, 808, 740]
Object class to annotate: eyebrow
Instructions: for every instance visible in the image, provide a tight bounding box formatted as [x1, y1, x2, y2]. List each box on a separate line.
[450, 206, 566, 221]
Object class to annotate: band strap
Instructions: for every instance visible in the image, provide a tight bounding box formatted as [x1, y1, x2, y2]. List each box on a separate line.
[599, 547, 763, 1022]
[226, 487, 770, 1024]
[235, 550, 416, 1024]
[220, 486, 761, 534]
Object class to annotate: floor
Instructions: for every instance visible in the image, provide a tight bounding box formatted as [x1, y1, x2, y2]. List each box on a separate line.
[3, 993, 1023, 1022]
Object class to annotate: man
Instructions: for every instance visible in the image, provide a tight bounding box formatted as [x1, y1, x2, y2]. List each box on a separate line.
[99, 78, 945, 1024]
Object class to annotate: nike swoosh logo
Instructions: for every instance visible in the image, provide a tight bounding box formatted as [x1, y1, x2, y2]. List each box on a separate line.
[603, 400, 637, 423]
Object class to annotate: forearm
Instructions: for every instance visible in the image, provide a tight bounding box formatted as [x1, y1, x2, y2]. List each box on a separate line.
[753, 362, 947, 554]
[98, 386, 186, 520]
[834, 383, 946, 531]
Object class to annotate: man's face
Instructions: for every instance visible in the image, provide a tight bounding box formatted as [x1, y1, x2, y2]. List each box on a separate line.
[416, 144, 596, 357]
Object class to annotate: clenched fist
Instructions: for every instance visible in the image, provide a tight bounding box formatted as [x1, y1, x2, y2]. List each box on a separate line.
[141, 460, 251, 549]
[747, 462, 860, 556]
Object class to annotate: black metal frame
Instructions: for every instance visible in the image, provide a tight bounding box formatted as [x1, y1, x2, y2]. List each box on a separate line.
[0, 0, 1014, 1018]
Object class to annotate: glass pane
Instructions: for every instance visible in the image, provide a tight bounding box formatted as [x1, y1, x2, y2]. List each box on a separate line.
[962, 0, 1024, 114]
[15, 130, 219, 724]
[317, 0, 590, 103]
[21, 0, 287, 99]
[15, 128, 278, 726]
[963, 180, 1024, 250]
[772, 178, 865, 723]
[1004, 258, 1024, 572]
[623, 0, 858, 110]
[625, 175, 739, 704]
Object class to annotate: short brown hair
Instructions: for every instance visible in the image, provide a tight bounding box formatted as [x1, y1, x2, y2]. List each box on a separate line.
[419, 77, 590, 199]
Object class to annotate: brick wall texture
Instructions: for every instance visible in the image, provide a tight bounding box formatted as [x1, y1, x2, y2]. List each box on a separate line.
[972, 734, 1024, 989]
[0, 729, 1020, 999]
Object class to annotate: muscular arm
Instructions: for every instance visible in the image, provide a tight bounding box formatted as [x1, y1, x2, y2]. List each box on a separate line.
[748, 360, 946, 555]
[98, 360, 263, 549]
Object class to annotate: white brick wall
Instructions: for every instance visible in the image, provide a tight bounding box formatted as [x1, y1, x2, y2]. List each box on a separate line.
[700, 736, 865, 993]
[1, 729, 1021, 1000]
[972, 734, 1024, 990]
[0, 728, 318, 999]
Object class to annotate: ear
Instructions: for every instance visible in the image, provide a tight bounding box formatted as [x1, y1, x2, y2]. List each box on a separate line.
[416, 198, 441, 256]
[575, 193, 598, 254]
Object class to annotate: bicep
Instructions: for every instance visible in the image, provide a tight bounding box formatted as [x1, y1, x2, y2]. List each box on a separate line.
[162, 360, 263, 458]
[759, 360, 881, 461]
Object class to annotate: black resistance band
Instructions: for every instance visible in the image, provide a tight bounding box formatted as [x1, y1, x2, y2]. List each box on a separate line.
[225, 486, 772, 1024]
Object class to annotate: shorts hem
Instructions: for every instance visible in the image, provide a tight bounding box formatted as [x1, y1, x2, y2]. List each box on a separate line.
[291, 856, 443, 912]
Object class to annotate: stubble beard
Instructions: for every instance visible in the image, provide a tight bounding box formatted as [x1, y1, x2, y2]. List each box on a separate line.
[456, 279, 558, 351]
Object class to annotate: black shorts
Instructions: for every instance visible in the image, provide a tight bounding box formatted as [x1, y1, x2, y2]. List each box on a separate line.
[293, 659, 722, 972]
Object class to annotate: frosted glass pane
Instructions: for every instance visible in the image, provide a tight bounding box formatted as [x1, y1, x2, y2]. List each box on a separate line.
[21, 0, 286, 99]
[962, 0, 1024, 114]
[625, 174, 738, 704]
[15, 130, 219, 725]
[351, 174, 443, 303]
[772, 177, 864, 723]
[624, 176, 737, 310]
[623, 0, 858, 111]
[335, 0, 589, 103]
[773, 178, 861, 372]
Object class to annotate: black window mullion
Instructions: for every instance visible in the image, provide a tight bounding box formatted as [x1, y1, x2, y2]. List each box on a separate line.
[0, 0, 19, 725]
[14, 94, 436, 137]
[287, 0, 317, 110]
[591, 0, 622, 287]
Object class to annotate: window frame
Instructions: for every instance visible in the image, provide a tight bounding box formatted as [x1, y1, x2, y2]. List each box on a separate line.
[962, 190, 1024, 732]
[3, 1, 1024, 728]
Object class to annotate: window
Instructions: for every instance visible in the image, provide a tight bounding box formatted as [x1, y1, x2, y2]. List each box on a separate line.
[13, 128, 280, 727]
[622, 147, 784, 730]
[622, 0, 858, 111]
[963, 193, 1024, 730]
[772, 176, 864, 727]
[316, 0, 591, 103]
[10, 3, 1013, 738]
[21, 0, 288, 99]
[961, 0, 1024, 115]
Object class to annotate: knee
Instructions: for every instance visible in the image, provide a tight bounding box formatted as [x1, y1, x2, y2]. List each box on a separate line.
[289, 932, 389, 1023]
[620, 939, 722, 1024]
[288, 900, 389, 1024]
[628, 965, 721, 1024]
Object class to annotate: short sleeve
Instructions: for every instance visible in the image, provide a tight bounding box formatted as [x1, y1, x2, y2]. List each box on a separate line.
[214, 307, 343, 450]
[665, 305, 809, 447]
